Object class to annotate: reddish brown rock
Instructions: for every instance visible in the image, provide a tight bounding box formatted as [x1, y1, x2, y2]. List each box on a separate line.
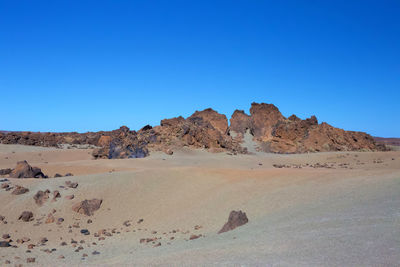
[97, 135, 111, 147]
[9, 161, 46, 178]
[189, 234, 202, 240]
[250, 102, 285, 141]
[72, 199, 102, 216]
[45, 213, 55, 224]
[188, 108, 229, 134]
[230, 110, 252, 134]
[11, 185, 29, 195]
[218, 210, 248, 234]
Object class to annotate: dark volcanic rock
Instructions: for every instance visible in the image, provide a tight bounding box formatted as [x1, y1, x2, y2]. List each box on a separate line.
[218, 210, 248, 234]
[72, 199, 103, 216]
[0, 241, 11, 247]
[9, 161, 46, 178]
[18, 211, 34, 222]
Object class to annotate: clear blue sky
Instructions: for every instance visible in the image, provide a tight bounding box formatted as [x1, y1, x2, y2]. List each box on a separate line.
[1, 1, 399, 137]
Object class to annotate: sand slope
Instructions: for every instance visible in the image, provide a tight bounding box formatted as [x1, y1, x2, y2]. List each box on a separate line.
[0, 144, 399, 266]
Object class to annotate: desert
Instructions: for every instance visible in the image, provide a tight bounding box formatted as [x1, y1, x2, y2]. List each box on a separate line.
[1, 103, 399, 266]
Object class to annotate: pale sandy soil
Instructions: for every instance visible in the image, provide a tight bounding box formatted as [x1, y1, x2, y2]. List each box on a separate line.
[0, 144, 399, 266]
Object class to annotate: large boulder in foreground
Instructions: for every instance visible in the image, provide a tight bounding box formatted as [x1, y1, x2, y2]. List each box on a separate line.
[9, 161, 46, 178]
[72, 199, 102, 216]
[218, 210, 248, 234]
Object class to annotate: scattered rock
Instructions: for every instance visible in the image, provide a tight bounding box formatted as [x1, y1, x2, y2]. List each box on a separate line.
[33, 190, 50, 206]
[0, 241, 11, 247]
[72, 199, 102, 216]
[2, 234, 10, 239]
[11, 185, 29, 195]
[0, 168, 12, 176]
[65, 181, 78, 188]
[80, 229, 90, 235]
[137, 219, 143, 224]
[53, 190, 61, 200]
[65, 173, 73, 177]
[54, 173, 62, 178]
[65, 194, 74, 200]
[1, 183, 9, 189]
[218, 210, 248, 234]
[9, 160, 46, 178]
[26, 257, 35, 263]
[189, 234, 202, 240]
[18, 211, 34, 222]
[45, 213, 55, 224]
[92, 250, 100, 255]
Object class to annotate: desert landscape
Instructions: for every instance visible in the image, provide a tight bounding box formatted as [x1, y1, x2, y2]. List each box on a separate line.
[0, 103, 399, 266]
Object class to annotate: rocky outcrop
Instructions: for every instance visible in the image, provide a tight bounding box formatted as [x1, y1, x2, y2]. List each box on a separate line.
[218, 210, 248, 234]
[249, 102, 285, 141]
[229, 110, 251, 134]
[188, 108, 228, 134]
[72, 199, 102, 216]
[0, 102, 386, 156]
[9, 161, 46, 178]
[156, 110, 246, 154]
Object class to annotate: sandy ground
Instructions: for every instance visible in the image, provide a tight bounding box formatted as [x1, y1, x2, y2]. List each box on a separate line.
[0, 144, 399, 266]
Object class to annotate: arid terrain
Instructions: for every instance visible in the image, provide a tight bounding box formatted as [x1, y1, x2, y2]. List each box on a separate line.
[1, 143, 399, 266]
[0, 103, 399, 266]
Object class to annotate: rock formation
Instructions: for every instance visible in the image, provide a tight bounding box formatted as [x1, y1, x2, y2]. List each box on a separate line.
[0, 102, 386, 156]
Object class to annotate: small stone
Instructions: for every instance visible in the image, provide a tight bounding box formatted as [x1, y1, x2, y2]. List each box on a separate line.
[2, 234, 10, 239]
[18, 211, 34, 222]
[80, 229, 90, 235]
[27, 257, 35, 263]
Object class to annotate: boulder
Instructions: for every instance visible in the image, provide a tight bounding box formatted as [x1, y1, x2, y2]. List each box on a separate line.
[9, 161, 46, 178]
[218, 210, 248, 234]
[72, 199, 102, 216]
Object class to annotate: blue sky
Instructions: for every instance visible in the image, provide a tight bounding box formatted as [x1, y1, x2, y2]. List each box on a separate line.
[1, 1, 399, 137]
